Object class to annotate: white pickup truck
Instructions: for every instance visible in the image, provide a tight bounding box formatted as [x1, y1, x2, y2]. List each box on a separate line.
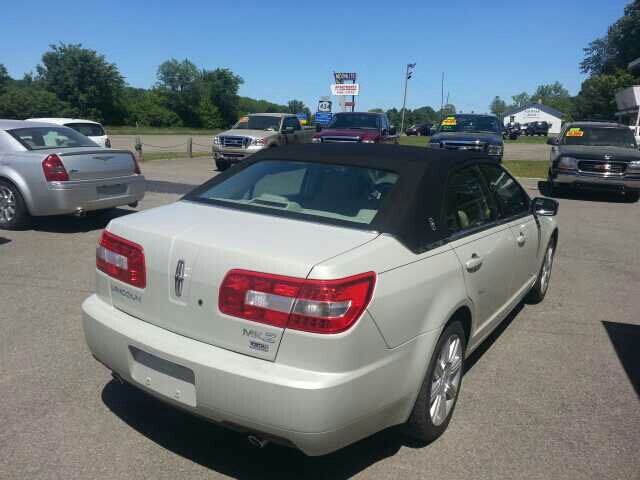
[212, 113, 313, 171]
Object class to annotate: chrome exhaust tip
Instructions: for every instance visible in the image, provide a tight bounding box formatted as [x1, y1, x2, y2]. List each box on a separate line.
[75, 207, 86, 217]
[128, 201, 138, 208]
[247, 435, 269, 449]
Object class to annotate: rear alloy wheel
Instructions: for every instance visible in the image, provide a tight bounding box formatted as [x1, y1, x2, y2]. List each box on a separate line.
[625, 191, 639, 203]
[406, 321, 466, 443]
[0, 180, 28, 230]
[527, 237, 556, 303]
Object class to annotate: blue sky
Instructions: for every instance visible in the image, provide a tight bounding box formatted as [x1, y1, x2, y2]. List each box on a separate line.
[0, 0, 630, 113]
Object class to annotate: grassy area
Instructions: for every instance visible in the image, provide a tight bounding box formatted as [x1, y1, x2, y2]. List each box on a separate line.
[503, 161, 547, 178]
[140, 151, 211, 162]
[504, 135, 554, 144]
[106, 126, 222, 136]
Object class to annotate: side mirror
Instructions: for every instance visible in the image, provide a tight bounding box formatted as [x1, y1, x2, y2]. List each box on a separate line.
[547, 137, 558, 145]
[531, 197, 559, 216]
[283, 126, 295, 134]
[315, 124, 322, 132]
[388, 126, 397, 135]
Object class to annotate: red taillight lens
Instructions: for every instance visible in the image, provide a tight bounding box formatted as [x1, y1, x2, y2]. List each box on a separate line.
[130, 152, 141, 175]
[219, 270, 375, 334]
[42, 154, 69, 182]
[96, 231, 146, 288]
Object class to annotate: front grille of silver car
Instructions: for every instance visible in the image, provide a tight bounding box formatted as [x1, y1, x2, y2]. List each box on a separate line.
[220, 136, 250, 148]
[440, 141, 486, 152]
[578, 161, 626, 174]
[321, 136, 361, 143]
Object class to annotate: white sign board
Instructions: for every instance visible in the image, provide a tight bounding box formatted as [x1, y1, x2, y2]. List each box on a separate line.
[331, 83, 360, 96]
[317, 100, 332, 112]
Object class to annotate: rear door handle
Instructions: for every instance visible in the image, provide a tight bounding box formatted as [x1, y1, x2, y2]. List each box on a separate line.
[517, 233, 526, 246]
[465, 253, 483, 272]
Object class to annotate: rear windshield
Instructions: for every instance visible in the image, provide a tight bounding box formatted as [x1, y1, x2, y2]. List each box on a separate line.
[327, 114, 380, 130]
[8, 127, 97, 150]
[188, 160, 399, 225]
[561, 126, 637, 148]
[65, 122, 105, 137]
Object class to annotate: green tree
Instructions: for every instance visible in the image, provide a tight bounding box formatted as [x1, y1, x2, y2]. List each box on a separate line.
[574, 69, 638, 120]
[238, 96, 287, 114]
[0, 85, 75, 119]
[0, 64, 9, 93]
[156, 59, 201, 126]
[287, 99, 305, 114]
[511, 92, 530, 108]
[36, 43, 125, 123]
[440, 104, 457, 116]
[490, 96, 507, 117]
[157, 59, 199, 92]
[581, 0, 640, 75]
[368, 108, 384, 113]
[530, 82, 574, 116]
[124, 89, 182, 128]
[200, 68, 244, 127]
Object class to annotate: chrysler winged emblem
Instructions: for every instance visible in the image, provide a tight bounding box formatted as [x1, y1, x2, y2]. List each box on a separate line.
[174, 260, 186, 297]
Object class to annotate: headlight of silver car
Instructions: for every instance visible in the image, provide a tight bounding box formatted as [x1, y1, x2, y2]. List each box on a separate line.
[487, 145, 503, 156]
[312, 137, 323, 143]
[213, 136, 220, 145]
[628, 160, 640, 171]
[250, 137, 266, 146]
[558, 156, 578, 169]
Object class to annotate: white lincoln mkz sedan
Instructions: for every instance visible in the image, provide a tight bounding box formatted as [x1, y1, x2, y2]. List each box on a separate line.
[82, 144, 558, 455]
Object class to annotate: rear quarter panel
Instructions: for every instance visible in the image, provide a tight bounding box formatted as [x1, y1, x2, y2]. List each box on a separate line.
[0, 151, 47, 214]
[308, 235, 470, 348]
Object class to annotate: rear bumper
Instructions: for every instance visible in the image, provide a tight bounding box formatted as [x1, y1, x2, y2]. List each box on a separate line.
[555, 170, 640, 192]
[82, 294, 434, 455]
[30, 175, 146, 216]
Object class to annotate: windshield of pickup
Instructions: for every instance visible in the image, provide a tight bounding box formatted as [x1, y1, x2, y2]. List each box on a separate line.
[439, 115, 500, 134]
[233, 115, 281, 131]
[188, 160, 399, 226]
[561, 126, 637, 148]
[8, 126, 98, 150]
[327, 114, 380, 130]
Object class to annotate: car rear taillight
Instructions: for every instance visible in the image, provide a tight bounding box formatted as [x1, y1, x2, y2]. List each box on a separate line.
[96, 231, 146, 288]
[219, 270, 375, 334]
[130, 152, 141, 175]
[42, 154, 69, 182]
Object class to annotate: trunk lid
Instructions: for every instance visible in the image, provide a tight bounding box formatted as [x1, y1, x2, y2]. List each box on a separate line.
[57, 148, 136, 180]
[104, 201, 379, 361]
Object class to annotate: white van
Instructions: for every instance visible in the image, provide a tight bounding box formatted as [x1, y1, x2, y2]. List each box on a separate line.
[26, 118, 111, 148]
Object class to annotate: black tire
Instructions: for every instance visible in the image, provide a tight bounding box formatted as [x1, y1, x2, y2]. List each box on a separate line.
[0, 179, 29, 230]
[405, 321, 466, 444]
[215, 159, 230, 171]
[625, 191, 640, 203]
[526, 236, 556, 304]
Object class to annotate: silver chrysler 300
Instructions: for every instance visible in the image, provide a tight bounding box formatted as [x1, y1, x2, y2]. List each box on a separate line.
[82, 144, 558, 455]
[0, 119, 145, 229]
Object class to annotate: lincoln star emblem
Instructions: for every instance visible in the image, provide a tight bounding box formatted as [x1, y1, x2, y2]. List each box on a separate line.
[174, 260, 186, 297]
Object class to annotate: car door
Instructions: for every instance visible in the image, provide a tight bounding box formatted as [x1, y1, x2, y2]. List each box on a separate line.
[282, 117, 298, 144]
[479, 163, 540, 299]
[445, 165, 517, 339]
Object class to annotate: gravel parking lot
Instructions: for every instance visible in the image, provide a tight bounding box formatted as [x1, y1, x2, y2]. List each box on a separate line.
[1, 156, 638, 479]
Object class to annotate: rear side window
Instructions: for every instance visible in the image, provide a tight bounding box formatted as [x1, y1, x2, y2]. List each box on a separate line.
[8, 127, 98, 150]
[65, 123, 105, 137]
[479, 164, 530, 218]
[189, 160, 399, 225]
[445, 166, 498, 235]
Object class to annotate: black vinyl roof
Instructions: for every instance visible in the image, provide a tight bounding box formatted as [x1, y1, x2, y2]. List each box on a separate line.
[188, 144, 500, 253]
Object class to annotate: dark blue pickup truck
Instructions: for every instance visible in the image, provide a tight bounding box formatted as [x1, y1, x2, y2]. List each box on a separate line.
[428, 114, 504, 162]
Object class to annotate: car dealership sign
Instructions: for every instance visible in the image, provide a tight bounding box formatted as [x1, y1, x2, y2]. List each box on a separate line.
[334, 72, 357, 82]
[331, 83, 360, 96]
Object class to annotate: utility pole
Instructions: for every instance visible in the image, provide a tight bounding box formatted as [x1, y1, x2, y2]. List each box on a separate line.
[400, 63, 416, 135]
[440, 72, 445, 120]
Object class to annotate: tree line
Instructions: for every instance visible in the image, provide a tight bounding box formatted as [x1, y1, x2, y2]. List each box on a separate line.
[490, 0, 640, 122]
[0, 44, 310, 128]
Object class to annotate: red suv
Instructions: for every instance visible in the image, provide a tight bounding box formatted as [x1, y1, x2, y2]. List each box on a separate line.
[313, 112, 399, 144]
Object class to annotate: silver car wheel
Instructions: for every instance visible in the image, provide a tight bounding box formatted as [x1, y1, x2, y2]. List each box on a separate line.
[0, 185, 16, 223]
[430, 334, 463, 426]
[540, 244, 555, 295]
